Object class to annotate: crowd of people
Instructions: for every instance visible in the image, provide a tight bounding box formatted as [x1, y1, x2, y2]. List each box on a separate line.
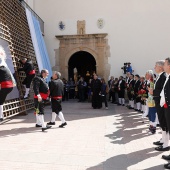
[1, 44, 170, 168]
[0, 45, 67, 132]
[107, 59, 170, 169]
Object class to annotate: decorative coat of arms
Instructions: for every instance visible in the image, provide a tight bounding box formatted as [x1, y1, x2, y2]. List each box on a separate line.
[59, 21, 65, 30]
[97, 18, 105, 29]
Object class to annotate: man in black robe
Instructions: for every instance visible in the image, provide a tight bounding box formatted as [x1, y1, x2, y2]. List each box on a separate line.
[91, 74, 102, 109]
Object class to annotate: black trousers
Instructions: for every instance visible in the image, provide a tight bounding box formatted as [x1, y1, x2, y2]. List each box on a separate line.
[155, 100, 168, 131]
[163, 108, 170, 133]
[51, 98, 62, 115]
[78, 89, 85, 101]
[118, 90, 125, 98]
[0, 87, 13, 105]
[109, 91, 115, 102]
[92, 91, 102, 109]
[127, 92, 133, 100]
[101, 95, 108, 107]
[23, 74, 35, 88]
[34, 98, 45, 115]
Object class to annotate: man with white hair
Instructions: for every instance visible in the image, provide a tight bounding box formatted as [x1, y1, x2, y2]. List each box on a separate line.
[47, 71, 67, 127]
[152, 60, 168, 151]
[0, 46, 16, 121]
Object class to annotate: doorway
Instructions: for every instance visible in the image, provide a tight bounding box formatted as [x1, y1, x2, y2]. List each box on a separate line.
[68, 51, 96, 82]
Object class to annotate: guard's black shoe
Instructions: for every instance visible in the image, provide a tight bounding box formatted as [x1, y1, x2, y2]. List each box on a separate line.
[155, 146, 169, 151]
[0, 118, 3, 121]
[162, 155, 170, 160]
[164, 163, 170, 169]
[153, 141, 163, 146]
[35, 124, 42, 127]
[59, 122, 67, 128]
[42, 125, 52, 132]
[47, 122, 55, 125]
[21, 96, 28, 100]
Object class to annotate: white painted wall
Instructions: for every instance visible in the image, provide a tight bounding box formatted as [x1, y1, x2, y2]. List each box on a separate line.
[27, 0, 170, 78]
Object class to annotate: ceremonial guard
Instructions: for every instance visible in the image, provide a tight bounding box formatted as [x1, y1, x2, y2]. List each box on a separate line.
[134, 75, 141, 111]
[138, 76, 147, 114]
[160, 58, 170, 169]
[152, 60, 168, 151]
[33, 69, 51, 132]
[47, 71, 67, 127]
[0, 46, 16, 121]
[18, 58, 35, 99]
[117, 76, 126, 106]
[127, 74, 135, 109]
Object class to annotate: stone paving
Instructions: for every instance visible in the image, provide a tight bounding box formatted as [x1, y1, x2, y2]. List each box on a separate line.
[0, 100, 169, 170]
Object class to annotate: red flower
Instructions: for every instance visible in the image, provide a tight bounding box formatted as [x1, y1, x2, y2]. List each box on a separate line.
[138, 89, 146, 95]
[164, 103, 168, 108]
[141, 89, 146, 94]
[150, 77, 154, 82]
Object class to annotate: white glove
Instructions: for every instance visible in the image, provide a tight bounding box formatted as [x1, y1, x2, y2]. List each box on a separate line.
[37, 94, 42, 102]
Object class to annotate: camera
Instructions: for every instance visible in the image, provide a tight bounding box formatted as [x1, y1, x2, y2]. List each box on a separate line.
[121, 62, 131, 74]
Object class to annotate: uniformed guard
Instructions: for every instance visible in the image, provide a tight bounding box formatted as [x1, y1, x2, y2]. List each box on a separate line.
[33, 69, 51, 132]
[18, 58, 35, 99]
[0, 46, 16, 121]
[47, 71, 67, 127]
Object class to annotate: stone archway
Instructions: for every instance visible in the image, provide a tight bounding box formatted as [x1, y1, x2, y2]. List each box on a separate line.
[68, 51, 96, 81]
[54, 33, 111, 81]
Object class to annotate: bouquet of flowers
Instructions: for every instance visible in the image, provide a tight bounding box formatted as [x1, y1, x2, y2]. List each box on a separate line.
[138, 89, 147, 98]
[138, 89, 147, 104]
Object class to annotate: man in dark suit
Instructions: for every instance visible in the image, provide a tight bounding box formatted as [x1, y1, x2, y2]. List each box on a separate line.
[152, 60, 168, 151]
[117, 76, 126, 106]
[160, 58, 170, 169]
[134, 74, 141, 111]
[127, 74, 135, 109]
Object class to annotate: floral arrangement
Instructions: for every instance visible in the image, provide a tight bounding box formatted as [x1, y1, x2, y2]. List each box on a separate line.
[138, 89, 147, 97]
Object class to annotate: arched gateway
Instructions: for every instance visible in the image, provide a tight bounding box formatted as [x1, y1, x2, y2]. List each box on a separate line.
[54, 33, 111, 81]
[68, 51, 96, 81]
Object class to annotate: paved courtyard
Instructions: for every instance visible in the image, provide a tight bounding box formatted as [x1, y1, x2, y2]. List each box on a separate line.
[0, 100, 169, 170]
